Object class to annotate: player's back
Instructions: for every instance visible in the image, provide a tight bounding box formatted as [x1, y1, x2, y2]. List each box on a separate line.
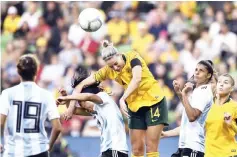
[1, 82, 59, 157]
[93, 92, 128, 153]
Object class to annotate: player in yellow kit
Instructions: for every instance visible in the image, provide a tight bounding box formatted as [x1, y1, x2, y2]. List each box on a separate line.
[205, 74, 237, 157]
[63, 40, 168, 157]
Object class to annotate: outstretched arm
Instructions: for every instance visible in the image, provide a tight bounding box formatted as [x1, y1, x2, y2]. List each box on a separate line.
[161, 126, 181, 138]
[66, 74, 97, 120]
[58, 93, 103, 104]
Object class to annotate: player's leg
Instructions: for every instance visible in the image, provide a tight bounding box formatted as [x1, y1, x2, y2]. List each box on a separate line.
[145, 98, 169, 157]
[128, 108, 147, 157]
[130, 129, 146, 156]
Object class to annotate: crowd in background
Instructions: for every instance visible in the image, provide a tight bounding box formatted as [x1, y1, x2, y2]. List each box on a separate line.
[1, 1, 237, 156]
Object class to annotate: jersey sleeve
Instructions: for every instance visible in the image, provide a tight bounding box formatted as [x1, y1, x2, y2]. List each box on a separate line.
[191, 85, 212, 112]
[96, 92, 109, 106]
[46, 93, 60, 120]
[94, 66, 111, 82]
[130, 58, 142, 68]
[0, 90, 10, 116]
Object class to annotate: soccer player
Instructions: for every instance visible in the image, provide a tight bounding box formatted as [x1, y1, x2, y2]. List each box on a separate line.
[63, 40, 168, 157]
[205, 74, 237, 157]
[162, 60, 215, 157]
[0, 54, 61, 157]
[57, 67, 128, 157]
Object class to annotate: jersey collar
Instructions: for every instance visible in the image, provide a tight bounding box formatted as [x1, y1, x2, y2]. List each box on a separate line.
[21, 81, 36, 85]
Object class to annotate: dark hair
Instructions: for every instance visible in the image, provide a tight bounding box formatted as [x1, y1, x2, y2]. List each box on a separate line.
[198, 60, 214, 81]
[71, 66, 101, 94]
[17, 54, 38, 81]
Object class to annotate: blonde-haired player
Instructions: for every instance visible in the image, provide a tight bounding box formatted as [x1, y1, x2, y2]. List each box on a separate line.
[205, 74, 237, 157]
[63, 40, 169, 157]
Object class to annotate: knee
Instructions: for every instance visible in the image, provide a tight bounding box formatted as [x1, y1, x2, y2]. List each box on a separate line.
[132, 144, 144, 156]
[146, 140, 158, 153]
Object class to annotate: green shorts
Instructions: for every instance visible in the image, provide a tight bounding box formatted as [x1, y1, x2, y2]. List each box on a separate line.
[128, 97, 169, 130]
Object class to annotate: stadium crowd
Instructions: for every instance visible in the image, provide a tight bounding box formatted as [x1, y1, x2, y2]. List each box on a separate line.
[1, 1, 237, 156]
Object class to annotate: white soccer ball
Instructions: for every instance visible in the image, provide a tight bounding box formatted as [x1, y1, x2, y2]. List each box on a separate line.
[78, 8, 103, 32]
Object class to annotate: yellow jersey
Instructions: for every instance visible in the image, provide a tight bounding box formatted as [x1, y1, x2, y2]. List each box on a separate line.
[94, 51, 165, 112]
[205, 99, 237, 157]
[3, 15, 21, 34]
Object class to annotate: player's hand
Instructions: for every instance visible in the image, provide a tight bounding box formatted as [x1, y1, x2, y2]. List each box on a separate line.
[182, 82, 194, 95]
[0, 144, 4, 153]
[119, 98, 129, 118]
[62, 109, 73, 121]
[59, 88, 67, 96]
[173, 80, 182, 96]
[56, 96, 69, 105]
[160, 131, 166, 138]
[48, 145, 53, 152]
[224, 112, 232, 125]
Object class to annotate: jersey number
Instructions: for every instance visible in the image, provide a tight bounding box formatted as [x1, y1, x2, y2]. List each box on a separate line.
[13, 101, 41, 133]
[150, 107, 160, 122]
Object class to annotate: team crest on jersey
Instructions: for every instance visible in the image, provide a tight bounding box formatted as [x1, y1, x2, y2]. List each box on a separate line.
[231, 149, 236, 153]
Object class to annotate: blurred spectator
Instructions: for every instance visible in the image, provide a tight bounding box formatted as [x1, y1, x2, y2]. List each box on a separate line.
[107, 10, 128, 45]
[13, 21, 30, 39]
[78, 33, 100, 56]
[18, 2, 41, 30]
[68, 16, 86, 46]
[59, 41, 83, 67]
[3, 6, 21, 34]
[43, 2, 63, 27]
[203, 6, 215, 27]
[148, 10, 167, 39]
[40, 54, 65, 90]
[179, 1, 197, 19]
[33, 16, 50, 39]
[209, 10, 225, 39]
[82, 118, 101, 137]
[132, 22, 154, 63]
[48, 17, 67, 53]
[179, 39, 197, 77]
[228, 8, 237, 34]
[68, 118, 82, 137]
[35, 37, 51, 64]
[126, 8, 140, 39]
[168, 14, 187, 45]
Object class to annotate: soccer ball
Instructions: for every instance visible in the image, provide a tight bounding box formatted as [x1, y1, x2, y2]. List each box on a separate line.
[78, 8, 103, 32]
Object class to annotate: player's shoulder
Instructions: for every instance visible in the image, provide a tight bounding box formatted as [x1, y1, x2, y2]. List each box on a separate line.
[123, 50, 140, 59]
[1, 84, 21, 95]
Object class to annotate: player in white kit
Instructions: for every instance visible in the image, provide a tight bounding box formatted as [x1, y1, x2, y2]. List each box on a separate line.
[162, 60, 215, 157]
[57, 67, 129, 157]
[0, 54, 62, 157]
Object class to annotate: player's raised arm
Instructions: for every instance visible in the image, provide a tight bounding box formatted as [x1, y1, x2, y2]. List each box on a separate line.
[64, 66, 109, 120]
[58, 93, 103, 104]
